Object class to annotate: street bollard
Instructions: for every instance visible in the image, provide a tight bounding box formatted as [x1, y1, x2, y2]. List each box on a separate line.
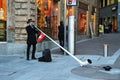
[104, 44, 108, 57]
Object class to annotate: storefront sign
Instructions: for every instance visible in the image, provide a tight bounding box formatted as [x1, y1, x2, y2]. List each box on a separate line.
[79, 2, 88, 10]
[66, 0, 77, 6]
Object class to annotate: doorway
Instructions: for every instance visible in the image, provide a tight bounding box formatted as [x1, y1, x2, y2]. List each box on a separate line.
[112, 16, 117, 32]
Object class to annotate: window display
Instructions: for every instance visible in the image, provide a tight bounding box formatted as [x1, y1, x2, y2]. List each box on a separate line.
[0, 0, 6, 41]
[37, 0, 59, 39]
[78, 11, 87, 35]
[0, 20, 6, 41]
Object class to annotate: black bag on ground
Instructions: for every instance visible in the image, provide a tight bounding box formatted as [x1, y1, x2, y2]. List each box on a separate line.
[38, 49, 52, 62]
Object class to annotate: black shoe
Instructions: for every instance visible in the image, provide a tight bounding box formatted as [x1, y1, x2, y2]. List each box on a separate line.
[60, 48, 64, 52]
[26, 58, 29, 60]
[31, 57, 37, 59]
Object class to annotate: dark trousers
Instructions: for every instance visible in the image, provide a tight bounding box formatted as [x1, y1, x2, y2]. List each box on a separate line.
[58, 34, 64, 47]
[26, 43, 36, 60]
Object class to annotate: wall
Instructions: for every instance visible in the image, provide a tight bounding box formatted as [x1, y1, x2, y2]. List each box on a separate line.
[0, 0, 37, 55]
[7, 0, 36, 42]
[76, 0, 98, 39]
[118, 2, 120, 32]
[0, 0, 99, 55]
[0, 0, 60, 55]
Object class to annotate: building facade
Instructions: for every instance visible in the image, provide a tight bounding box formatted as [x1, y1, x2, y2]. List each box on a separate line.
[0, 0, 37, 55]
[99, 0, 119, 32]
[76, 0, 98, 40]
[0, 0, 98, 55]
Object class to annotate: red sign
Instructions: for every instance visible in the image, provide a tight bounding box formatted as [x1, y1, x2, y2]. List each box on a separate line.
[67, 0, 77, 6]
[68, 0, 72, 4]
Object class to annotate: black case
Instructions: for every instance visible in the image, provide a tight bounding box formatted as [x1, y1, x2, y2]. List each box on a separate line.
[38, 49, 52, 62]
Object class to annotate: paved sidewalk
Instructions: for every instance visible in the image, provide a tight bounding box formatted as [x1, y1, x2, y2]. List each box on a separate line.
[75, 33, 120, 56]
[0, 52, 120, 80]
[53, 33, 120, 56]
[0, 54, 99, 80]
[0, 33, 120, 80]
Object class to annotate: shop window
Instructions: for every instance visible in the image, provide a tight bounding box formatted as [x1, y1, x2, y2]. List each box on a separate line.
[37, 0, 58, 39]
[0, 0, 6, 41]
[78, 10, 87, 35]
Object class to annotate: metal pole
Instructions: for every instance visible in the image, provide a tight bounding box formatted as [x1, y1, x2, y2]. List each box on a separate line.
[64, 0, 67, 54]
[35, 26, 91, 66]
[68, 16, 74, 55]
[104, 44, 108, 57]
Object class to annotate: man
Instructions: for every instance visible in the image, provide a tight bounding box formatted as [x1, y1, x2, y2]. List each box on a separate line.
[26, 19, 39, 60]
[58, 21, 64, 52]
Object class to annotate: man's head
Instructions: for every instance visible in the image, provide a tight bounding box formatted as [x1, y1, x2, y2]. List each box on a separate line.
[60, 21, 63, 25]
[27, 19, 34, 25]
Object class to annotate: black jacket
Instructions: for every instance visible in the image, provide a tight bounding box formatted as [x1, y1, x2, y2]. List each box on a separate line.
[26, 25, 39, 44]
[58, 24, 64, 36]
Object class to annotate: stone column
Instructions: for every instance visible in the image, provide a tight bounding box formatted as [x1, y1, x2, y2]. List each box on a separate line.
[7, 0, 15, 42]
[117, 2, 120, 32]
[86, 4, 92, 37]
[13, 0, 36, 41]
